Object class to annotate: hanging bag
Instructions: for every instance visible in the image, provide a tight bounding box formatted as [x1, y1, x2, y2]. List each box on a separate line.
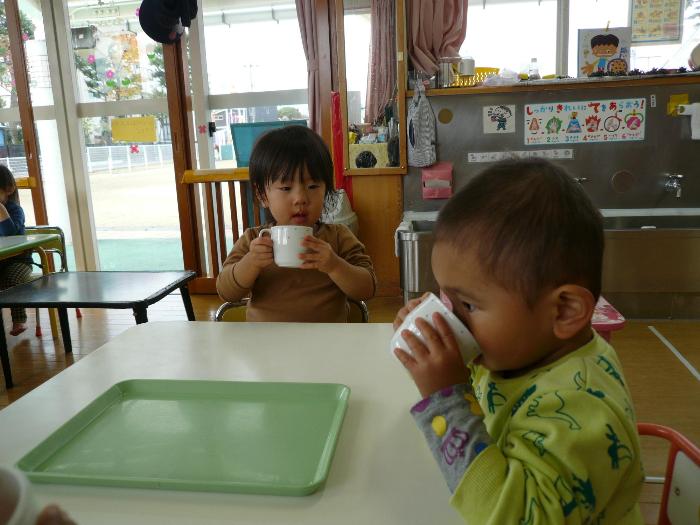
[407, 82, 436, 167]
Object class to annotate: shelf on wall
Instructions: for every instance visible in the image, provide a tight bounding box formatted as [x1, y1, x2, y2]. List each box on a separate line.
[406, 72, 700, 97]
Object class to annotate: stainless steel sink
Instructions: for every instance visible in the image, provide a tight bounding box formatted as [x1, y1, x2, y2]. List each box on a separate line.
[395, 220, 438, 302]
[603, 215, 700, 230]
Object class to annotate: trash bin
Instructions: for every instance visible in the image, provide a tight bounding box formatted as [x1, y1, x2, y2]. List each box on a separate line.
[322, 189, 359, 236]
[395, 218, 439, 303]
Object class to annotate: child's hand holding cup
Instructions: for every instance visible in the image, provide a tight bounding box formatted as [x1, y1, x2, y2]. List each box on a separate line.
[258, 225, 313, 268]
[391, 292, 480, 364]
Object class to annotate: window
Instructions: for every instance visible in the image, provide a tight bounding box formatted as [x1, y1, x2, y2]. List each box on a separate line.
[203, 2, 307, 95]
[460, 0, 558, 76]
[202, 0, 310, 171]
[68, 2, 166, 103]
[568, 0, 629, 77]
[457, 0, 700, 78]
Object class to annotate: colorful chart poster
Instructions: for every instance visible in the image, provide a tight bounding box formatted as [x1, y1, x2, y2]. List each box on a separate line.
[524, 98, 646, 146]
[482, 105, 516, 134]
[631, 0, 683, 44]
[578, 27, 631, 78]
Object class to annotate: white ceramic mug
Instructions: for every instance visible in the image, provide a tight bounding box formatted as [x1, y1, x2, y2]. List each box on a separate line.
[390, 292, 480, 364]
[259, 225, 313, 268]
[459, 57, 475, 76]
[0, 466, 38, 525]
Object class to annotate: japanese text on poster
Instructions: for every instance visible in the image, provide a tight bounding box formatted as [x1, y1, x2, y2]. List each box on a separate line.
[631, 0, 683, 44]
[524, 98, 646, 146]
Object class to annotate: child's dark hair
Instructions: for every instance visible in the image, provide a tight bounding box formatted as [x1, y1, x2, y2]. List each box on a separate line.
[249, 125, 337, 217]
[591, 34, 620, 48]
[435, 159, 603, 306]
[0, 164, 19, 204]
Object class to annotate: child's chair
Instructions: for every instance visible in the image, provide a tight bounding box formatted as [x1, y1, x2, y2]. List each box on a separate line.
[637, 422, 700, 525]
[24, 225, 82, 337]
[215, 298, 369, 323]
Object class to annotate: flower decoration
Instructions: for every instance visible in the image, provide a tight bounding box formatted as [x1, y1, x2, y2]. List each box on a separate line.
[21, 33, 28, 41]
[130, 144, 140, 154]
[105, 69, 115, 79]
[87, 54, 95, 64]
[197, 124, 207, 135]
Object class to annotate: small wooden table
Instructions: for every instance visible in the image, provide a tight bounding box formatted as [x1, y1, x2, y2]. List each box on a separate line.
[0, 270, 196, 388]
[0, 234, 61, 263]
[0, 233, 63, 336]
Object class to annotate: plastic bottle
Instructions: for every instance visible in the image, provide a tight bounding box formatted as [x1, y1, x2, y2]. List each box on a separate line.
[528, 58, 540, 80]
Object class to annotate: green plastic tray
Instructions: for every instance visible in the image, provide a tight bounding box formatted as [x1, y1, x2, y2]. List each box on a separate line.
[17, 379, 350, 496]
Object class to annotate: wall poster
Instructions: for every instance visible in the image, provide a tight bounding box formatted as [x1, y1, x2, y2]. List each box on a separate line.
[578, 27, 631, 77]
[482, 105, 516, 134]
[631, 0, 683, 44]
[524, 98, 646, 146]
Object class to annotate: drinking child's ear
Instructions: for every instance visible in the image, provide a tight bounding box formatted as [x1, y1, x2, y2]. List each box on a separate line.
[549, 284, 596, 340]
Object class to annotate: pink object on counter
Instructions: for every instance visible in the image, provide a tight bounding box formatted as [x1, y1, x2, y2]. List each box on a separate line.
[592, 296, 625, 342]
[422, 161, 453, 199]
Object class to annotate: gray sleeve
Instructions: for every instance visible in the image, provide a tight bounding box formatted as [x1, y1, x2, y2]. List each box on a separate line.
[410, 383, 492, 492]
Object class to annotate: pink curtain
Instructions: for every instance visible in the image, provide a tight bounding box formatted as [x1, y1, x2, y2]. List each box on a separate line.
[407, 0, 468, 75]
[296, 0, 321, 132]
[365, 0, 396, 124]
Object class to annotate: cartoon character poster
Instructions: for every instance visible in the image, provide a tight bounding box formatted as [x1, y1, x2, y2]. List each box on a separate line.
[578, 27, 631, 78]
[483, 105, 516, 134]
[524, 98, 646, 145]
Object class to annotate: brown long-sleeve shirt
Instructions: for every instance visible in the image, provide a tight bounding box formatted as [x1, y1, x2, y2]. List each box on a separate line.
[216, 223, 376, 322]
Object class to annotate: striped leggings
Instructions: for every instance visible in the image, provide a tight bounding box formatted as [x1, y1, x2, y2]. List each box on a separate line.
[0, 261, 33, 323]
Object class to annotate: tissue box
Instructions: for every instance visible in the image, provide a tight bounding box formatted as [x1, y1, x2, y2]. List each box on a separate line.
[422, 162, 453, 199]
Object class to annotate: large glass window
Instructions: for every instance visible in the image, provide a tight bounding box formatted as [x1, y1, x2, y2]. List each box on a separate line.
[343, 10, 371, 124]
[79, 114, 182, 271]
[68, 0, 182, 271]
[203, 1, 309, 172]
[0, 2, 75, 268]
[203, 2, 306, 95]
[631, 1, 700, 71]
[460, 0, 558, 76]
[569, 0, 700, 75]
[68, 1, 167, 103]
[456, 0, 700, 78]
[568, 0, 630, 77]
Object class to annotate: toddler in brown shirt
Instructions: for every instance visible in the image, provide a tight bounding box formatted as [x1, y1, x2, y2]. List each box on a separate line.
[216, 126, 376, 322]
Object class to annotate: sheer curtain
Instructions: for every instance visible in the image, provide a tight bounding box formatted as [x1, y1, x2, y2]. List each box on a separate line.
[296, 0, 321, 131]
[365, 0, 396, 124]
[407, 0, 468, 75]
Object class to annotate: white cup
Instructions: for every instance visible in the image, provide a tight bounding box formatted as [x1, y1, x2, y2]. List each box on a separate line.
[459, 57, 475, 76]
[390, 292, 480, 364]
[259, 225, 313, 268]
[0, 466, 38, 525]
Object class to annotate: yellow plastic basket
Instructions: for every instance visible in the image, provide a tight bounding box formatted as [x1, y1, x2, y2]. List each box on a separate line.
[456, 67, 500, 87]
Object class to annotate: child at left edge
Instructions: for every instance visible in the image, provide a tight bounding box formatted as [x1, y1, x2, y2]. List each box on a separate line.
[0, 165, 33, 336]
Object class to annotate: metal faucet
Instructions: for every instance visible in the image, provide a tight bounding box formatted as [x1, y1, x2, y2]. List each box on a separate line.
[573, 177, 589, 184]
[664, 174, 684, 198]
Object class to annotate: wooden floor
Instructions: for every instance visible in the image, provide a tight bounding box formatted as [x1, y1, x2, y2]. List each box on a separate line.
[1, 293, 698, 524]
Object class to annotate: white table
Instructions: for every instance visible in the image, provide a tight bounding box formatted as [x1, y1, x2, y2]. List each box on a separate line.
[0, 321, 462, 524]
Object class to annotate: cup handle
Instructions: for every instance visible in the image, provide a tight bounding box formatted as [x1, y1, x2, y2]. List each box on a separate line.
[258, 228, 271, 238]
